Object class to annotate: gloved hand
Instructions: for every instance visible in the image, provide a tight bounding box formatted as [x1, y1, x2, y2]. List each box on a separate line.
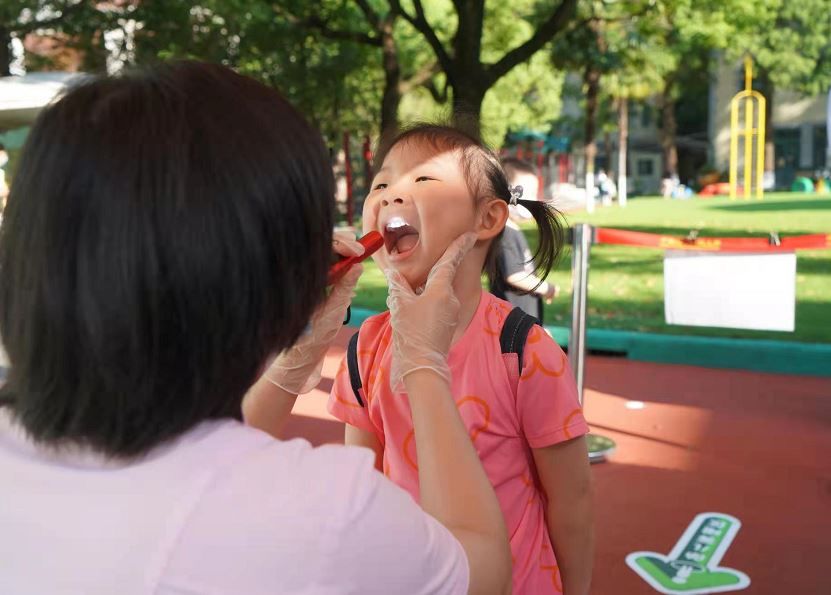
[385, 232, 478, 393]
[263, 231, 364, 395]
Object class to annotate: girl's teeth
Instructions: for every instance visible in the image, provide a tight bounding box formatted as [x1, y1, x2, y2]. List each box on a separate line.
[386, 216, 408, 230]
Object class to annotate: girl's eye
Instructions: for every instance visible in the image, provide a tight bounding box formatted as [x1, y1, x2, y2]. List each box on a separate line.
[373, 183, 388, 190]
[415, 176, 434, 182]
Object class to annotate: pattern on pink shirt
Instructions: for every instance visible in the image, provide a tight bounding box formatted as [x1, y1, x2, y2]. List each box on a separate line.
[329, 291, 589, 594]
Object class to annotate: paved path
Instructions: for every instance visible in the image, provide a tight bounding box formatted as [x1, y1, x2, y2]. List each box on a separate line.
[284, 328, 831, 595]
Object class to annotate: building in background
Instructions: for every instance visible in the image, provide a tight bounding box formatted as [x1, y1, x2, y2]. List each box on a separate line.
[709, 55, 829, 190]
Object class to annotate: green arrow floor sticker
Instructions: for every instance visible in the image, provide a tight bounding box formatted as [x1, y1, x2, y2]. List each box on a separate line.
[626, 512, 750, 594]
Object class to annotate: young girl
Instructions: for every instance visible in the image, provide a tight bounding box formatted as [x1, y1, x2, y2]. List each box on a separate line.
[328, 125, 593, 595]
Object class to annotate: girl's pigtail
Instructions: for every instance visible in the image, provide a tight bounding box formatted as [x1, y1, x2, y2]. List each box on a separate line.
[516, 198, 566, 291]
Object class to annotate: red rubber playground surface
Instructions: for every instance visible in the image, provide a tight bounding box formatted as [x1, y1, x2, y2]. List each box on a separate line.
[283, 328, 831, 595]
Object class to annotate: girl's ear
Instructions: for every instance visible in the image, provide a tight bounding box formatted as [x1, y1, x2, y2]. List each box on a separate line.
[476, 198, 509, 241]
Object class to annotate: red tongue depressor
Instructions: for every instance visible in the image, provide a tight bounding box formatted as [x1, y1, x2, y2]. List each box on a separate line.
[327, 231, 384, 285]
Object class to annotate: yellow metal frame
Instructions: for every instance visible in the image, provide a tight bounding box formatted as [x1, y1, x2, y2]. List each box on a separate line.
[729, 57, 766, 200]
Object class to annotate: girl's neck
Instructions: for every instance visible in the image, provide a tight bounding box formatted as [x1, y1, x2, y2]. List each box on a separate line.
[450, 253, 486, 345]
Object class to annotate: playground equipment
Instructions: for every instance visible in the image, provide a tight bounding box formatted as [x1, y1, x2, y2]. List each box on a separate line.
[729, 57, 766, 200]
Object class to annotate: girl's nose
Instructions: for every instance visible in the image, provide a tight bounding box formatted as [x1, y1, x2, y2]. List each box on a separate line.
[381, 197, 405, 207]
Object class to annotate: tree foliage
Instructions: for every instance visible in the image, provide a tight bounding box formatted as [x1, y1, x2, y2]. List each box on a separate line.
[5, 0, 829, 153]
[730, 0, 831, 96]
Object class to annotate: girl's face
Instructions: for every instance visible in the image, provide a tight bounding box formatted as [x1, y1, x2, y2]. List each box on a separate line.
[363, 141, 478, 288]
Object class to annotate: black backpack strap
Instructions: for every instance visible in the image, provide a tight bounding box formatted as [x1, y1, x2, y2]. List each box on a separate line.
[346, 329, 365, 407]
[499, 307, 539, 371]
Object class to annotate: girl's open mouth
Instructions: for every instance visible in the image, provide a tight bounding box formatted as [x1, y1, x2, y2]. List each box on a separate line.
[384, 216, 421, 262]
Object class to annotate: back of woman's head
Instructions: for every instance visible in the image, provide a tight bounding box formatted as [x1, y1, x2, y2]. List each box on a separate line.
[0, 61, 334, 457]
[376, 124, 564, 290]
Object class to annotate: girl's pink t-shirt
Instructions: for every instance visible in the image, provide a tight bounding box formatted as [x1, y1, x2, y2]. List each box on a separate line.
[329, 290, 590, 594]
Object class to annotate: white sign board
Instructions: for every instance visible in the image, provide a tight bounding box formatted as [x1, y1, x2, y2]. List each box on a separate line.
[664, 251, 796, 332]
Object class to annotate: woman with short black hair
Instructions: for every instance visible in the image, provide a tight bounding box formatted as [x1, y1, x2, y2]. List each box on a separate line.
[0, 62, 509, 594]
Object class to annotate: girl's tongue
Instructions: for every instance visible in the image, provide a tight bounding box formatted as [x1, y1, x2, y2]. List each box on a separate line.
[394, 233, 419, 254]
[384, 217, 420, 255]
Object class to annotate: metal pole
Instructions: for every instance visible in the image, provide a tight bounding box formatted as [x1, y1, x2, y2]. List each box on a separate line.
[570, 223, 590, 405]
[569, 223, 616, 462]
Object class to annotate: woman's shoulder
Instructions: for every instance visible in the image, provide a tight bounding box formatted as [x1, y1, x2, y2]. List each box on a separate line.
[199, 426, 379, 508]
[161, 432, 435, 592]
[159, 420, 379, 506]
[164, 431, 469, 593]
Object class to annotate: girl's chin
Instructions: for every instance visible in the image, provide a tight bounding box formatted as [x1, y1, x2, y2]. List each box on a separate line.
[387, 263, 429, 290]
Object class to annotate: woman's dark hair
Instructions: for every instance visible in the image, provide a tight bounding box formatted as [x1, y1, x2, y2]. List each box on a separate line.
[0, 61, 334, 457]
[375, 124, 564, 292]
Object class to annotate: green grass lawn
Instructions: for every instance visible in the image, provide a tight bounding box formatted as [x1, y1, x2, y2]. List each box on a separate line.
[351, 192, 831, 343]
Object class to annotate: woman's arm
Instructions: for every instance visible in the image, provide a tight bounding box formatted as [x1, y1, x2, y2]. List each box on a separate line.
[344, 424, 384, 471]
[533, 437, 594, 595]
[243, 231, 364, 438]
[406, 370, 512, 595]
[385, 233, 512, 595]
[241, 378, 297, 438]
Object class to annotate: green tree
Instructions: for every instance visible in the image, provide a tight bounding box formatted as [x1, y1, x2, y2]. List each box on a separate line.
[550, 0, 643, 205]
[271, 0, 440, 140]
[602, 8, 671, 205]
[132, 0, 384, 140]
[0, 0, 107, 76]
[634, 0, 754, 177]
[387, 0, 578, 137]
[729, 0, 831, 180]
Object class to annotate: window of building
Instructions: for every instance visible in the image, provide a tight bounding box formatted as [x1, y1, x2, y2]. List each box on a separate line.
[641, 104, 653, 128]
[637, 158, 654, 176]
[773, 128, 800, 189]
[813, 125, 828, 169]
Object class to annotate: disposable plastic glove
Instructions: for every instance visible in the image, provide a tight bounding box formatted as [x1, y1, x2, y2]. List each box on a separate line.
[385, 232, 478, 393]
[263, 231, 364, 395]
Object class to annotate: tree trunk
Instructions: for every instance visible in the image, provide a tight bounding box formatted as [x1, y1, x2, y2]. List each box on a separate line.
[617, 96, 628, 207]
[451, 81, 486, 140]
[0, 27, 12, 77]
[398, 0, 576, 143]
[603, 131, 612, 165]
[449, 0, 486, 139]
[584, 65, 600, 213]
[378, 16, 401, 143]
[758, 69, 775, 188]
[660, 81, 678, 177]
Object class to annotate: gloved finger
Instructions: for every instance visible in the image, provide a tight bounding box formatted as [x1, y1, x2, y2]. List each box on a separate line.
[425, 232, 477, 289]
[329, 263, 363, 299]
[333, 230, 365, 258]
[385, 269, 416, 297]
[311, 265, 362, 330]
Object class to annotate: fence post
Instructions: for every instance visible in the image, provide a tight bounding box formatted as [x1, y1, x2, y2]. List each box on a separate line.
[570, 223, 590, 404]
[569, 223, 616, 462]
